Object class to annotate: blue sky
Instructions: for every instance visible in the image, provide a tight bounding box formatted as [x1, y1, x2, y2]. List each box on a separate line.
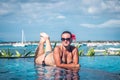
[0, 0, 120, 42]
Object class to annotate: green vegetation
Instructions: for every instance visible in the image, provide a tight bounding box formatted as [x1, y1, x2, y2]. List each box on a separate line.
[52, 42, 57, 50]
[15, 50, 22, 57]
[75, 44, 84, 56]
[0, 42, 120, 58]
[87, 48, 95, 56]
[0, 49, 34, 58]
[78, 50, 84, 56]
[24, 51, 32, 57]
[103, 50, 109, 55]
[0, 42, 56, 58]
[117, 50, 120, 56]
[0, 49, 13, 57]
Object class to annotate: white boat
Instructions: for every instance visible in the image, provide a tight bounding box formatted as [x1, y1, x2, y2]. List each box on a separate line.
[107, 48, 120, 55]
[13, 43, 26, 47]
[13, 30, 27, 47]
[94, 49, 106, 53]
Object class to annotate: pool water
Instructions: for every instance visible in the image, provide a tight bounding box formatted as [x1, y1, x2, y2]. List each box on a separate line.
[36, 65, 79, 80]
[0, 56, 120, 80]
[80, 56, 120, 73]
[0, 44, 120, 80]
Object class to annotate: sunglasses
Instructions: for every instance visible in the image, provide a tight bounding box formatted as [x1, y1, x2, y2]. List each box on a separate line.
[61, 38, 71, 41]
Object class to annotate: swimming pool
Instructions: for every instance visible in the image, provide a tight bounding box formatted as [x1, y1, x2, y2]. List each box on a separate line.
[0, 56, 120, 80]
[80, 56, 120, 73]
[0, 44, 120, 80]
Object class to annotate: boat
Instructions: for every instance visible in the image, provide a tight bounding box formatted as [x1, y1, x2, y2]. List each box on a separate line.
[12, 30, 27, 47]
[107, 48, 120, 55]
[13, 43, 25, 47]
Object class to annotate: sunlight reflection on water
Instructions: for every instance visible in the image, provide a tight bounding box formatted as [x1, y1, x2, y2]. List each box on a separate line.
[35, 65, 79, 80]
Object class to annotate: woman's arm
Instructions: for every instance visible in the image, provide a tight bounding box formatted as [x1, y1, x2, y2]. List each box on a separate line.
[53, 46, 80, 69]
[72, 47, 79, 64]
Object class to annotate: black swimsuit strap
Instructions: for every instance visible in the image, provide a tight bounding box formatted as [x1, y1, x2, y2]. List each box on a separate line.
[42, 51, 52, 66]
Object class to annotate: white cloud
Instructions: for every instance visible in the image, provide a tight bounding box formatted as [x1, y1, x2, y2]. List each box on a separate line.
[104, 0, 120, 13]
[0, 0, 120, 25]
[56, 15, 66, 19]
[80, 0, 120, 15]
[18, 1, 66, 22]
[88, 7, 98, 14]
[80, 19, 120, 28]
[0, 0, 120, 16]
[0, 3, 12, 15]
[0, 9, 9, 15]
[0, 1, 64, 16]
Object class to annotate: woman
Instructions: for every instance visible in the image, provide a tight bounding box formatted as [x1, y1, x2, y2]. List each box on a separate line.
[34, 31, 80, 69]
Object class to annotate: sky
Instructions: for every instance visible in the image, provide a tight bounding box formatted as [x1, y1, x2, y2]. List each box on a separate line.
[0, 0, 120, 42]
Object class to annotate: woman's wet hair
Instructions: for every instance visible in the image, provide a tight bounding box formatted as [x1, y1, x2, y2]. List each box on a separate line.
[61, 31, 72, 38]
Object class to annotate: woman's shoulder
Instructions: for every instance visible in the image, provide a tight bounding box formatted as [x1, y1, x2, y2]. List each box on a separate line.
[54, 45, 61, 51]
[55, 45, 61, 48]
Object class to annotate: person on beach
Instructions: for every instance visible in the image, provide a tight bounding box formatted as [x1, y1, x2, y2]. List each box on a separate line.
[34, 31, 80, 70]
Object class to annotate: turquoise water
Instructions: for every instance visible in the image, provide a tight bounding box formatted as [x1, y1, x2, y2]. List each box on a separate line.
[0, 57, 120, 80]
[0, 44, 120, 80]
[80, 56, 120, 73]
[0, 45, 37, 55]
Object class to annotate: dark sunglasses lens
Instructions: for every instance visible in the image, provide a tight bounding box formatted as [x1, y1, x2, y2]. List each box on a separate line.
[61, 38, 65, 41]
[61, 38, 70, 41]
[66, 38, 70, 41]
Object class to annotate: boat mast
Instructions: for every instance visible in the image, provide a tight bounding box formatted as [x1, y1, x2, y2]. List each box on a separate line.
[22, 30, 24, 44]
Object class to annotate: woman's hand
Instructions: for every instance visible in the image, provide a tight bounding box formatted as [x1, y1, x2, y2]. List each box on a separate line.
[73, 64, 80, 72]
[66, 64, 80, 72]
[75, 64, 80, 68]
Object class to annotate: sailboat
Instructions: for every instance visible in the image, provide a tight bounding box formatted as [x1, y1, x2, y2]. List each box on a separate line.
[13, 30, 27, 47]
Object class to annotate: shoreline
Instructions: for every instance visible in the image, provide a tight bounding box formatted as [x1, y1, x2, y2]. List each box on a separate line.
[0, 41, 120, 46]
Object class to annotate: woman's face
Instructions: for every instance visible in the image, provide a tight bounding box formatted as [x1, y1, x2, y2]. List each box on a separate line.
[61, 33, 72, 47]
